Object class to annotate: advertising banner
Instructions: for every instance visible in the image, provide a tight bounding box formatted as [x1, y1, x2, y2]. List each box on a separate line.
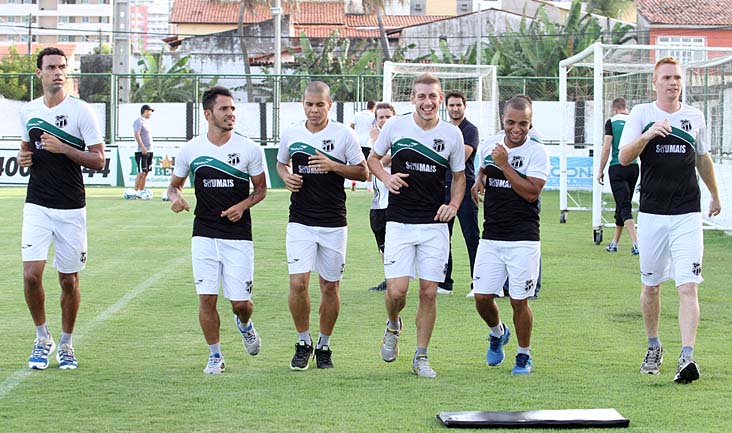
[544, 156, 593, 191]
[118, 143, 189, 188]
[0, 147, 117, 186]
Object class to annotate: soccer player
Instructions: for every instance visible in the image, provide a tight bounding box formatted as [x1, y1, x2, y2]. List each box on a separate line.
[597, 97, 639, 254]
[167, 86, 267, 374]
[367, 102, 396, 292]
[619, 56, 721, 383]
[437, 90, 480, 296]
[18, 47, 105, 370]
[276, 81, 368, 370]
[131, 104, 155, 199]
[470, 95, 549, 375]
[368, 73, 466, 378]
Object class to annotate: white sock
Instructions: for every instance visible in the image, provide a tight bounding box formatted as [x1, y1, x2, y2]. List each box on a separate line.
[59, 332, 73, 347]
[316, 333, 330, 349]
[517, 346, 530, 355]
[209, 343, 221, 355]
[490, 323, 504, 337]
[35, 324, 50, 340]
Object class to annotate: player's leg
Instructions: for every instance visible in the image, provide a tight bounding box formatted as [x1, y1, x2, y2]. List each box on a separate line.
[505, 241, 539, 374]
[473, 239, 511, 366]
[607, 165, 626, 251]
[381, 222, 415, 363]
[368, 209, 387, 291]
[286, 223, 317, 370]
[623, 164, 640, 254]
[220, 239, 259, 356]
[192, 236, 225, 374]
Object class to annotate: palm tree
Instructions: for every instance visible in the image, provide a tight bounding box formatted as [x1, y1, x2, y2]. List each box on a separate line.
[362, 0, 409, 61]
[586, 0, 634, 42]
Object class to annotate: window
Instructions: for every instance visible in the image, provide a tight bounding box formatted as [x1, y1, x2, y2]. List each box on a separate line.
[657, 36, 707, 64]
[58, 35, 70, 42]
[7, 16, 16, 23]
[82, 16, 89, 23]
[59, 16, 70, 24]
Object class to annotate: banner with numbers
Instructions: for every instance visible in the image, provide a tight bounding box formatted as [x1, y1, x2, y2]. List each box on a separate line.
[0, 147, 117, 186]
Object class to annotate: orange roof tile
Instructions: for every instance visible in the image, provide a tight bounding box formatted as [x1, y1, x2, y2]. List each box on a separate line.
[638, 0, 732, 25]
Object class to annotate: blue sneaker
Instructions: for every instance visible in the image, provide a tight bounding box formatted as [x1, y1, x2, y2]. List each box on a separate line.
[56, 344, 78, 370]
[28, 334, 55, 370]
[486, 324, 511, 366]
[511, 353, 533, 375]
[606, 242, 618, 252]
[631, 245, 639, 255]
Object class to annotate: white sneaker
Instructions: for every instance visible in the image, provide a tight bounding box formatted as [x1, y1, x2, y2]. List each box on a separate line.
[28, 334, 55, 370]
[123, 188, 137, 200]
[436, 288, 453, 295]
[236, 317, 261, 356]
[412, 355, 437, 378]
[56, 344, 78, 370]
[466, 289, 475, 298]
[203, 353, 225, 374]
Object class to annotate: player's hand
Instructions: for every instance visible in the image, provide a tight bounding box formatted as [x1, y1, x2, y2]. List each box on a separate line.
[39, 133, 65, 154]
[491, 144, 508, 169]
[471, 180, 485, 206]
[141, 148, 148, 155]
[434, 203, 458, 222]
[221, 204, 245, 222]
[284, 173, 303, 192]
[171, 197, 190, 213]
[369, 125, 380, 142]
[643, 119, 672, 140]
[597, 172, 605, 185]
[708, 198, 721, 217]
[18, 150, 33, 167]
[385, 172, 409, 194]
[308, 151, 335, 173]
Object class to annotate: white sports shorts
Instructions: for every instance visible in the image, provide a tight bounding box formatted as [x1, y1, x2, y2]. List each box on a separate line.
[22, 203, 87, 274]
[383, 221, 449, 282]
[472, 239, 541, 300]
[637, 212, 704, 286]
[286, 223, 347, 282]
[191, 236, 254, 301]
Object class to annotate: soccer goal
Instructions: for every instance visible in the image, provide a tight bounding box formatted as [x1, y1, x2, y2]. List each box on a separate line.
[558, 43, 732, 242]
[382, 61, 500, 140]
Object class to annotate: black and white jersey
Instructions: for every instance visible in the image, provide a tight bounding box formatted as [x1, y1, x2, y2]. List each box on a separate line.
[277, 120, 364, 227]
[20, 95, 103, 209]
[619, 102, 709, 215]
[174, 132, 265, 240]
[373, 114, 465, 224]
[605, 113, 633, 166]
[477, 133, 550, 241]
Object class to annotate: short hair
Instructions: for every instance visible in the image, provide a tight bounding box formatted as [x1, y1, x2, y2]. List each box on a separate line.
[36, 47, 67, 70]
[366, 100, 376, 110]
[612, 97, 627, 111]
[411, 73, 441, 94]
[445, 90, 466, 105]
[654, 56, 681, 74]
[202, 86, 233, 112]
[374, 102, 396, 117]
[304, 81, 331, 98]
[504, 95, 532, 113]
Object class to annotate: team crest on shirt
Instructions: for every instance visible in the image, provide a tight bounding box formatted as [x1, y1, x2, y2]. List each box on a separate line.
[55, 115, 68, 128]
[433, 138, 445, 152]
[692, 262, 701, 276]
[80, 251, 87, 264]
[228, 153, 240, 165]
[510, 155, 524, 169]
[245, 280, 253, 294]
[681, 119, 692, 132]
[322, 139, 335, 152]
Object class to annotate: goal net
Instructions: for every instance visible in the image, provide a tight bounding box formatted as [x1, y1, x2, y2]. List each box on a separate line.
[558, 43, 732, 242]
[382, 62, 499, 141]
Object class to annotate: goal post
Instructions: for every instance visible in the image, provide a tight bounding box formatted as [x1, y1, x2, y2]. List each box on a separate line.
[559, 42, 732, 241]
[382, 61, 499, 140]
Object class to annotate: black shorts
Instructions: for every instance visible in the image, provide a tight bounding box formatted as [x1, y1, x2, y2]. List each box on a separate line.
[609, 163, 639, 226]
[361, 147, 371, 160]
[135, 151, 154, 173]
[369, 209, 386, 253]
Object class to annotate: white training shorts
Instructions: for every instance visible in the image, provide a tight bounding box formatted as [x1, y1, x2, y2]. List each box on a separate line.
[286, 223, 347, 282]
[383, 221, 449, 282]
[191, 236, 254, 301]
[22, 203, 87, 274]
[637, 212, 704, 287]
[472, 239, 541, 300]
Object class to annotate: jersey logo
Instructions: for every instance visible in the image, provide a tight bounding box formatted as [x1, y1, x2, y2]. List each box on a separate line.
[228, 153, 240, 165]
[524, 279, 534, 292]
[433, 138, 445, 152]
[55, 115, 68, 128]
[681, 119, 692, 132]
[510, 155, 524, 169]
[245, 280, 253, 294]
[692, 262, 701, 276]
[80, 251, 87, 264]
[322, 139, 334, 152]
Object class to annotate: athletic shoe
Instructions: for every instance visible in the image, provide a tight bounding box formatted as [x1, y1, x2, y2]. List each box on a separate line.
[511, 353, 533, 375]
[28, 334, 55, 370]
[314, 345, 334, 369]
[203, 353, 225, 374]
[437, 288, 453, 295]
[631, 245, 640, 255]
[466, 289, 475, 298]
[381, 318, 402, 362]
[673, 354, 700, 384]
[235, 317, 260, 356]
[640, 346, 663, 375]
[123, 188, 137, 200]
[368, 280, 387, 292]
[412, 354, 437, 378]
[606, 243, 618, 252]
[290, 340, 313, 371]
[56, 344, 78, 370]
[486, 324, 511, 366]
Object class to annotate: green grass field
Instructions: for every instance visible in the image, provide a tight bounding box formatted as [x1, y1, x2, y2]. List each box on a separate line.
[1, 187, 730, 433]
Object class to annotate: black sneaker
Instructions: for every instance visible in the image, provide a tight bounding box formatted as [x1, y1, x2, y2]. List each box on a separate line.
[368, 280, 387, 292]
[314, 345, 333, 369]
[290, 340, 313, 371]
[674, 354, 700, 384]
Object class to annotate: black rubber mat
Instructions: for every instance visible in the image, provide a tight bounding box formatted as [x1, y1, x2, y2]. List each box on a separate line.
[436, 408, 629, 429]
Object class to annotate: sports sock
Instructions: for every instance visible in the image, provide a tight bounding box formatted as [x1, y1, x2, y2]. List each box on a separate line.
[59, 332, 73, 347]
[35, 324, 50, 340]
[209, 343, 221, 355]
[237, 317, 252, 333]
[681, 346, 694, 358]
[316, 333, 330, 349]
[648, 337, 661, 349]
[298, 331, 312, 345]
[490, 323, 504, 338]
[517, 346, 531, 355]
[387, 319, 401, 332]
[414, 347, 427, 357]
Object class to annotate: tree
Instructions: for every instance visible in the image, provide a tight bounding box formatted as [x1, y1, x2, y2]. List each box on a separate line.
[586, 0, 634, 43]
[130, 52, 218, 103]
[0, 46, 40, 101]
[362, 0, 409, 61]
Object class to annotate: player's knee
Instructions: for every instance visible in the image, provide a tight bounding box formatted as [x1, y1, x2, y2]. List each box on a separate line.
[231, 300, 252, 316]
[677, 283, 698, 299]
[642, 284, 661, 296]
[58, 273, 78, 292]
[23, 269, 43, 290]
